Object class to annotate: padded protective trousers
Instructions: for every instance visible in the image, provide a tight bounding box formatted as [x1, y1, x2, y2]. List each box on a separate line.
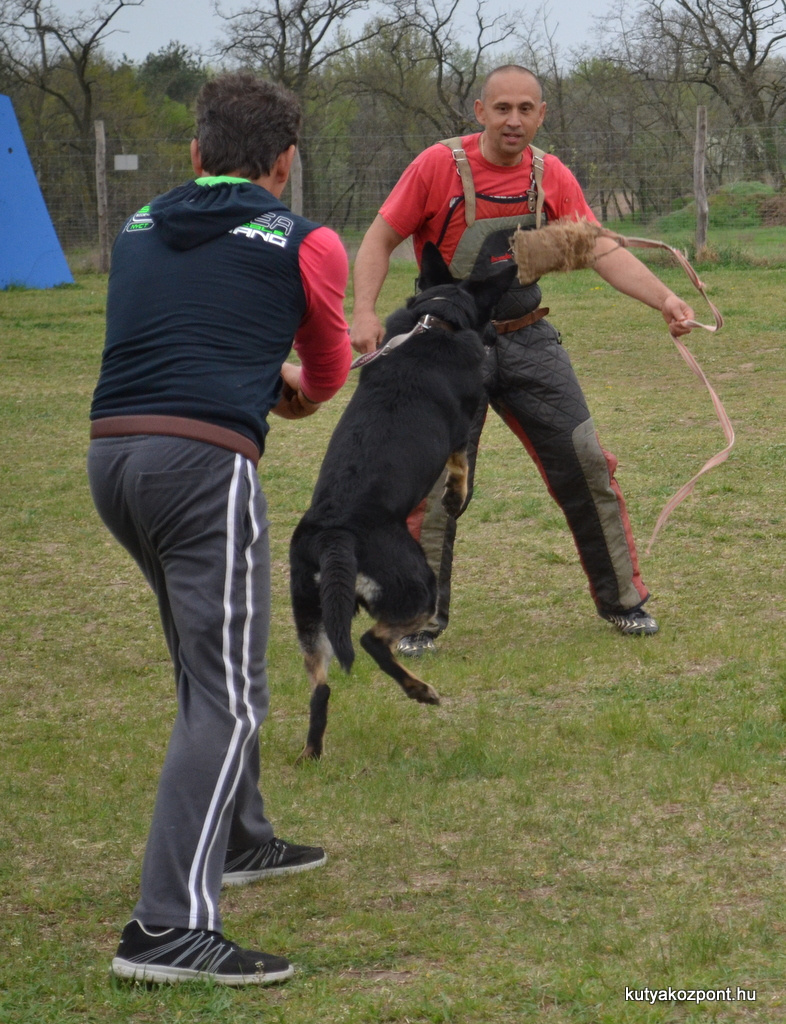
[407, 319, 648, 631]
[88, 435, 274, 933]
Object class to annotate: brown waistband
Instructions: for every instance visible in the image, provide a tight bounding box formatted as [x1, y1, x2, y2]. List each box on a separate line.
[89, 415, 260, 466]
[492, 307, 549, 334]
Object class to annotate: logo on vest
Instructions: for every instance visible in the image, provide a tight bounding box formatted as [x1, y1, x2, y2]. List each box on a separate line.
[125, 206, 153, 232]
[232, 212, 294, 247]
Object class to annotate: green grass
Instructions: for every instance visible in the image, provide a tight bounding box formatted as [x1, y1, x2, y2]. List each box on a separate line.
[604, 181, 786, 267]
[1, 239, 785, 1021]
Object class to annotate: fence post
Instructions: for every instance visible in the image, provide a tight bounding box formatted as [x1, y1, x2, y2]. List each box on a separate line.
[95, 119, 110, 272]
[290, 146, 303, 216]
[694, 106, 708, 257]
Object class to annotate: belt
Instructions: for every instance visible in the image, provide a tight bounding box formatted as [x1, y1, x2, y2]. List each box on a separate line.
[89, 414, 260, 466]
[492, 307, 549, 334]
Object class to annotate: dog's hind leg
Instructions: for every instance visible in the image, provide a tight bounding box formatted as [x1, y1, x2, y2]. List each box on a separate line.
[295, 629, 333, 763]
[441, 449, 469, 518]
[360, 621, 440, 705]
[291, 542, 334, 763]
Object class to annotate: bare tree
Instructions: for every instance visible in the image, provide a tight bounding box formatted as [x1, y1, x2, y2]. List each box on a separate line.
[629, 0, 786, 183]
[0, 0, 143, 141]
[216, 0, 395, 217]
[511, 2, 593, 138]
[216, 0, 384, 96]
[218, 0, 517, 212]
[0, 0, 146, 247]
[295, 0, 520, 225]
[377, 0, 519, 135]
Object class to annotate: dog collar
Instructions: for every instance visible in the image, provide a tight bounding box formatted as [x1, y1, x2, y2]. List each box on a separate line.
[416, 313, 456, 333]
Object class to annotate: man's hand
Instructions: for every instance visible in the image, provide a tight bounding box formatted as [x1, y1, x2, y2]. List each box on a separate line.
[271, 362, 322, 419]
[661, 294, 695, 338]
[350, 310, 385, 354]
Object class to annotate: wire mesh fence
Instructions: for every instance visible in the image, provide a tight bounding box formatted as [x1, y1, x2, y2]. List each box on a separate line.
[27, 124, 786, 260]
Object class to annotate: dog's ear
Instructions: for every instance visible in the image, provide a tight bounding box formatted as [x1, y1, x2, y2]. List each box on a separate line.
[418, 242, 455, 290]
[464, 262, 518, 323]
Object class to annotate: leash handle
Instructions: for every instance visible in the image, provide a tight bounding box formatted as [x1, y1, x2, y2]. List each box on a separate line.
[350, 349, 382, 370]
[350, 328, 415, 370]
[606, 231, 724, 333]
[349, 316, 450, 371]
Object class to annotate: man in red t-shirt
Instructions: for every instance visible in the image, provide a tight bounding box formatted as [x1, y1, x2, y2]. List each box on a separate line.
[352, 64, 696, 650]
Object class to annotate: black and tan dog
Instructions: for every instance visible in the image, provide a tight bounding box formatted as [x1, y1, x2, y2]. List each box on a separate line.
[289, 243, 516, 760]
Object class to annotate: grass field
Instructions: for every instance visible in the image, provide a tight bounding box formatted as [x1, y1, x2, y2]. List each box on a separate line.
[1, 239, 784, 1022]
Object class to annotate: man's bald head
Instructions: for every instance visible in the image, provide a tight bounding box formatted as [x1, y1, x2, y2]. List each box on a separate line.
[480, 65, 543, 104]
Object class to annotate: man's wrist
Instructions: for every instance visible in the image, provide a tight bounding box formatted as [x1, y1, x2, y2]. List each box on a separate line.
[297, 387, 320, 408]
[353, 306, 378, 320]
[659, 291, 681, 315]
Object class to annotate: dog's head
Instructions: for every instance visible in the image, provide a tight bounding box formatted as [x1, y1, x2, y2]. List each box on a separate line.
[385, 242, 517, 340]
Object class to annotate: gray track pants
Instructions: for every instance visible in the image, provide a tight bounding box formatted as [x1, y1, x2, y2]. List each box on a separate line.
[88, 435, 274, 933]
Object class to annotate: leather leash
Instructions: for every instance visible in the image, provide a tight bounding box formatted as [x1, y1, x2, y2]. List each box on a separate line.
[350, 313, 455, 370]
[597, 229, 733, 551]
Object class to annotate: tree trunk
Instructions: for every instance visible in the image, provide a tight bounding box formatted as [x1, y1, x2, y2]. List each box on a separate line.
[290, 146, 303, 216]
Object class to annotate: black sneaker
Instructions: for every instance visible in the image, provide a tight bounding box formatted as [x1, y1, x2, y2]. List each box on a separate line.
[600, 608, 659, 636]
[222, 837, 327, 887]
[396, 631, 437, 656]
[110, 920, 293, 986]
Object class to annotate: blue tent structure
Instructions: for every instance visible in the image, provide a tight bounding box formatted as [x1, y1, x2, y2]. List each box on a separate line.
[0, 94, 74, 289]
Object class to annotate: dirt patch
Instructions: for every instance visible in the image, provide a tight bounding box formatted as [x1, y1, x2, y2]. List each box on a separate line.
[759, 194, 786, 225]
[341, 969, 415, 983]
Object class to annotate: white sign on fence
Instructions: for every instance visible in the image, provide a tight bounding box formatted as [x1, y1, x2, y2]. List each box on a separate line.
[114, 154, 139, 171]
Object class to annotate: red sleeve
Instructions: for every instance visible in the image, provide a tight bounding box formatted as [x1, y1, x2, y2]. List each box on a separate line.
[543, 155, 598, 224]
[294, 226, 352, 402]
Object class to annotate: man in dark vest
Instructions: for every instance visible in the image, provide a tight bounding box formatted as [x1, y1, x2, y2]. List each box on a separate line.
[88, 73, 352, 985]
[351, 64, 697, 653]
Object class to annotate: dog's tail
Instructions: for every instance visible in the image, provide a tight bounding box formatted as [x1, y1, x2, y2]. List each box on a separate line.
[318, 529, 357, 672]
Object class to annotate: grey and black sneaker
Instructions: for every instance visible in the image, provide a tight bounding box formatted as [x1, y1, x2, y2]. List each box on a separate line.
[111, 919, 293, 986]
[222, 837, 327, 887]
[600, 608, 659, 636]
[396, 631, 438, 656]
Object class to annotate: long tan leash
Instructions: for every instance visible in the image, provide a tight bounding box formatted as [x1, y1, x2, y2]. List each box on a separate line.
[513, 219, 733, 551]
[645, 332, 735, 552]
[596, 230, 732, 551]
